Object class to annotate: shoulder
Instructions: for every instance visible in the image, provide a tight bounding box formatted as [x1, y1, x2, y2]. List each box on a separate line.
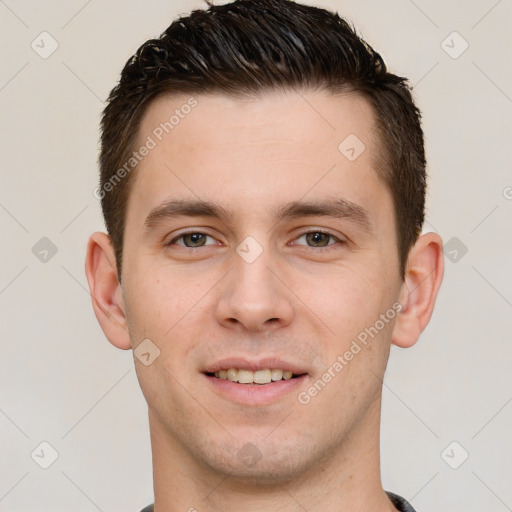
[386, 491, 418, 512]
[140, 493, 415, 512]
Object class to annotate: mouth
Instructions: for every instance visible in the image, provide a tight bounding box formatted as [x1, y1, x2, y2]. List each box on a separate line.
[205, 368, 305, 385]
[202, 358, 308, 405]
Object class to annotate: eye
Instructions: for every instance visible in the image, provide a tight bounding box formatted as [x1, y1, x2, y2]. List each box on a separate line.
[167, 230, 344, 250]
[169, 232, 218, 248]
[293, 230, 344, 250]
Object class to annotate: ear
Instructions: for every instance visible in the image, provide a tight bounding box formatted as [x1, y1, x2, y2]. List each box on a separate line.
[85, 232, 131, 350]
[392, 232, 444, 348]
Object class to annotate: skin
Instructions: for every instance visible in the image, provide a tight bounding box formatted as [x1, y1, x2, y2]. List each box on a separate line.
[86, 89, 444, 512]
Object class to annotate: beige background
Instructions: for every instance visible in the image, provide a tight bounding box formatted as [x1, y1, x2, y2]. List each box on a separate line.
[1, 0, 511, 510]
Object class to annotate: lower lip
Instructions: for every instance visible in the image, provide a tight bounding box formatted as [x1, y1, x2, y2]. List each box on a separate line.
[204, 374, 308, 405]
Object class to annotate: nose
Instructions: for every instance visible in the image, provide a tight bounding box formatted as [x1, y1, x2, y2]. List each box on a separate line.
[214, 246, 295, 333]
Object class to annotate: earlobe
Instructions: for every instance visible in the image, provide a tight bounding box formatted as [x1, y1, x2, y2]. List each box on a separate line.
[85, 232, 132, 350]
[392, 232, 444, 348]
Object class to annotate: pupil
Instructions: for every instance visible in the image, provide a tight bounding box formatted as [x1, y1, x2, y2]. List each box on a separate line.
[308, 232, 328, 247]
[186, 233, 205, 246]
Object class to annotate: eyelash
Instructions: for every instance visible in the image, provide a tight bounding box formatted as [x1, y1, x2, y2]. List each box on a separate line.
[168, 230, 345, 251]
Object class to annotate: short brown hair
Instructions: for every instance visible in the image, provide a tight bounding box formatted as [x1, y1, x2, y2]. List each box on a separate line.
[99, 0, 426, 278]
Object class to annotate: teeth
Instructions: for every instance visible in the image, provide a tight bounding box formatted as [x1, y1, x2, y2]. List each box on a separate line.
[238, 369, 253, 384]
[212, 368, 297, 384]
[254, 369, 272, 384]
[271, 369, 283, 381]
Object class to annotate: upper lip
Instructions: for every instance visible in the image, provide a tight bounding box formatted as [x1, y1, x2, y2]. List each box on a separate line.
[203, 357, 308, 374]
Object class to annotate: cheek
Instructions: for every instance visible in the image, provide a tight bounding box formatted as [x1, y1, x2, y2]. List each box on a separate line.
[125, 275, 205, 417]
[300, 265, 394, 342]
[123, 267, 202, 339]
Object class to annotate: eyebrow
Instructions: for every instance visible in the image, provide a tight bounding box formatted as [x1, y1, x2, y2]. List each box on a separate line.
[143, 197, 373, 233]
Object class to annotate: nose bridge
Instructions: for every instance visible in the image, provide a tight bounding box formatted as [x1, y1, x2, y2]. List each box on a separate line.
[235, 244, 274, 298]
[215, 238, 294, 331]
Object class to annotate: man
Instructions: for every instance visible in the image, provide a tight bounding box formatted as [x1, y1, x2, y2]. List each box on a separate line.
[85, 0, 444, 510]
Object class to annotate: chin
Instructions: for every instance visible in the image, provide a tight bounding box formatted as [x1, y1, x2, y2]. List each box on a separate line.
[207, 456, 307, 487]
[195, 435, 320, 487]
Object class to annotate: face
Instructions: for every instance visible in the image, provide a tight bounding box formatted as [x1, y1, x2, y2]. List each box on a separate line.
[119, 90, 404, 482]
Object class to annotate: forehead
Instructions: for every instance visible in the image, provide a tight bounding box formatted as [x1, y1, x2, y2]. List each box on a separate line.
[126, 89, 392, 229]
[137, 89, 377, 161]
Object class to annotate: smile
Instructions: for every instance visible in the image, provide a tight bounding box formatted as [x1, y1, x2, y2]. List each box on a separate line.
[207, 368, 301, 384]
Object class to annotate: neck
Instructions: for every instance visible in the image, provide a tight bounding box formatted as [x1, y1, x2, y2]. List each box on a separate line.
[150, 395, 397, 512]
